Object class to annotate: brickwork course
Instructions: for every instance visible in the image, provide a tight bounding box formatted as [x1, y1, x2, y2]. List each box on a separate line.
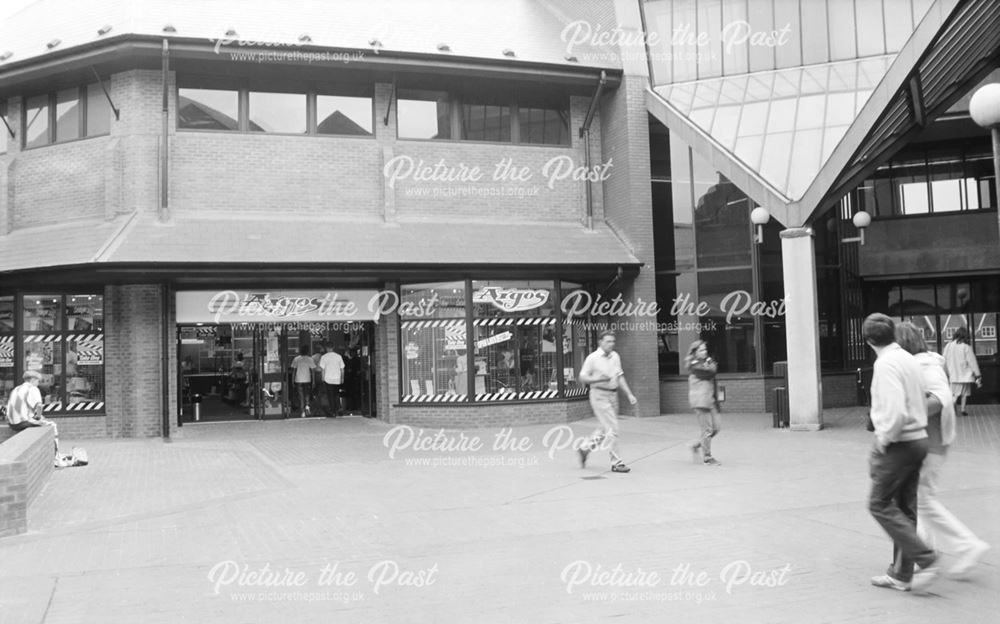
[0, 406, 996, 623]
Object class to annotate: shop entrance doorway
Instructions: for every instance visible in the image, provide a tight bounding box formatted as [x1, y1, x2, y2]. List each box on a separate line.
[178, 321, 376, 423]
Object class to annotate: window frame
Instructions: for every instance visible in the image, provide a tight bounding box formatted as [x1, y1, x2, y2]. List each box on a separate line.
[176, 77, 375, 138]
[395, 89, 572, 147]
[21, 82, 112, 150]
[14, 292, 105, 416]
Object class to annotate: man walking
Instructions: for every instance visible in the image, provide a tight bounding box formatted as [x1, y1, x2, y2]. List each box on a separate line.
[577, 330, 637, 473]
[864, 313, 939, 592]
[319, 346, 346, 417]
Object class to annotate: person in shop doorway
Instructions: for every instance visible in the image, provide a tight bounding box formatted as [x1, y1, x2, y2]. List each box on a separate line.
[577, 330, 637, 473]
[319, 345, 346, 417]
[685, 340, 722, 466]
[290, 345, 317, 417]
[344, 348, 362, 414]
[863, 313, 939, 593]
[942, 327, 981, 416]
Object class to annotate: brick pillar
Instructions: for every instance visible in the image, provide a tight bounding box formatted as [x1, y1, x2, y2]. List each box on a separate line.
[595, 0, 659, 413]
[105, 284, 167, 437]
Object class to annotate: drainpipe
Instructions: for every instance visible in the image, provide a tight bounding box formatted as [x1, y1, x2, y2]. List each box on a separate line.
[580, 71, 607, 231]
[160, 39, 169, 222]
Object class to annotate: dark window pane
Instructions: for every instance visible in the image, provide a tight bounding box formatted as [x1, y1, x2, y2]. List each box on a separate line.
[24, 294, 62, 331]
[400, 282, 465, 319]
[178, 88, 239, 131]
[317, 95, 372, 136]
[66, 294, 104, 332]
[397, 90, 450, 139]
[86, 82, 111, 136]
[693, 168, 752, 269]
[248, 92, 306, 134]
[462, 103, 510, 142]
[518, 107, 568, 146]
[25, 94, 50, 147]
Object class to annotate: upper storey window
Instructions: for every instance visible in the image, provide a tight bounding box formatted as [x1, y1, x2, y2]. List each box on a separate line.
[22, 82, 111, 149]
[177, 77, 373, 137]
[396, 90, 569, 146]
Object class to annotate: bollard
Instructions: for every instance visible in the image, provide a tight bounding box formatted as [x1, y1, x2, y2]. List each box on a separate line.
[193, 393, 202, 421]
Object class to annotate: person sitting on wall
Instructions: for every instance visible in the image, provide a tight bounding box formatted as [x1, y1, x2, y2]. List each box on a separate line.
[5, 370, 59, 453]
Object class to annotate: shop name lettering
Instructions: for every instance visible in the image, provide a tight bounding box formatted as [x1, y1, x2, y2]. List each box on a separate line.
[473, 287, 549, 313]
[383, 155, 613, 190]
[208, 291, 358, 322]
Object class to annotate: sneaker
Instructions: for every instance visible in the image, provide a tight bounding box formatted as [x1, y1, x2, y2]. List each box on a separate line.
[611, 462, 630, 473]
[703, 457, 721, 466]
[870, 574, 911, 592]
[950, 541, 990, 577]
[577, 447, 590, 468]
[910, 564, 940, 591]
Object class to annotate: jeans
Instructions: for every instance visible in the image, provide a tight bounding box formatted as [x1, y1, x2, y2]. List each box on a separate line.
[692, 408, 721, 459]
[294, 382, 311, 414]
[324, 383, 342, 416]
[868, 438, 936, 582]
[585, 389, 622, 464]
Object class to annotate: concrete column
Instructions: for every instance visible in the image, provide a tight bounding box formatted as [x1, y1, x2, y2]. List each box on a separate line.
[780, 227, 822, 430]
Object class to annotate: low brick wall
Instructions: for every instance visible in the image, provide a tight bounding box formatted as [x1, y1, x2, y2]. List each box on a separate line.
[0, 426, 55, 538]
[660, 372, 865, 414]
[386, 398, 593, 428]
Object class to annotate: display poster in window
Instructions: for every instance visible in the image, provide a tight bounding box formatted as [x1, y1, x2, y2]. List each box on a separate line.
[0, 310, 13, 332]
[0, 340, 12, 368]
[405, 342, 419, 360]
[444, 325, 466, 351]
[67, 305, 95, 331]
[77, 343, 103, 366]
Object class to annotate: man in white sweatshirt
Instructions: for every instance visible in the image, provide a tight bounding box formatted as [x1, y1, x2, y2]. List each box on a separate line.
[864, 313, 939, 592]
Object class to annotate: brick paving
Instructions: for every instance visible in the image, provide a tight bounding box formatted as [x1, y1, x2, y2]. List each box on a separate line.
[0, 408, 997, 624]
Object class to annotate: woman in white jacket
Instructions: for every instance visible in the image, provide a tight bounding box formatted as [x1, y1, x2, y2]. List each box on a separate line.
[896, 322, 989, 578]
[942, 326, 981, 416]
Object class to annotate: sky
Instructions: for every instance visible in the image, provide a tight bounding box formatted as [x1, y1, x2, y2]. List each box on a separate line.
[0, 0, 37, 24]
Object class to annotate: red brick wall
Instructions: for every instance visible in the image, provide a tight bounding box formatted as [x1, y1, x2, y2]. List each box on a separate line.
[0, 425, 54, 537]
[105, 284, 169, 438]
[597, 74, 659, 412]
[660, 372, 863, 414]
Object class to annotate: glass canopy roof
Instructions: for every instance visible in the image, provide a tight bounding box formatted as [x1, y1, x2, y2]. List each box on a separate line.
[653, 55, 894, 200]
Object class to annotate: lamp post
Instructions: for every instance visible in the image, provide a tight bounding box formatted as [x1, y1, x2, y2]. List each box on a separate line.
[969, 83, 1000, 243]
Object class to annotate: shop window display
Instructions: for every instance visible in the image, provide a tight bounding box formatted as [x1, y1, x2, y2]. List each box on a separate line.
[399, 282, 466, 400]
[18, 294, 105, 413]
[0, 296, 13, 409]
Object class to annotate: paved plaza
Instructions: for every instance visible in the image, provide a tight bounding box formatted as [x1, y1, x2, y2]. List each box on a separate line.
[0, 407, 997, 624]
